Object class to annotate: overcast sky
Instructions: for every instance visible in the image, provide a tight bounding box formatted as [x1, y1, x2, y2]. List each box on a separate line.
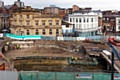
[2, 0, 120, 11]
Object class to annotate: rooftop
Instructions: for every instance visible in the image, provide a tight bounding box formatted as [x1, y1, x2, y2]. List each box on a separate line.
[34, 14, 61, 18]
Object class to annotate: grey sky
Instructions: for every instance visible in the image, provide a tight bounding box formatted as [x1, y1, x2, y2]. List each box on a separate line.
[2, 0, 120, 10]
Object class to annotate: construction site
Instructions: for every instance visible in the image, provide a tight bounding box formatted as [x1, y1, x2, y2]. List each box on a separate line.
[1, 40, 111, 72]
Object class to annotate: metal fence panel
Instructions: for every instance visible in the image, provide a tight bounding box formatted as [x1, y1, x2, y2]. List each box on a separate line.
[63, 37, 77, 41]
[38, 72, 55, 80]
[56, 72, 74, 80]
[19, 71, 120, 80]
[0, 71, 18, 80]
[41, 36, 56, 40]
[93, 73, 111, 80]
[85, 36, 104, 41]
[20, 71, 37, 80]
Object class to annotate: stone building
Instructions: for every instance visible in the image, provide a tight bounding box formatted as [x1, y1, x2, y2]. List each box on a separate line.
[10, 6, 62, 36]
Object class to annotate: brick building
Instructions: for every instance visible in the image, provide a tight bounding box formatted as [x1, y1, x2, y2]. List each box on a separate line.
[102, 10, 120, 32]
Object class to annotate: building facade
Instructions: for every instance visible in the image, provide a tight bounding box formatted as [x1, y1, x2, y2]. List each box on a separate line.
[68, 11, 101, 37]
[0, 2, 19, 31]
[102, 10, 120, 32]
[103, 15, 120, 32]
[116, 17, 120, 32]
[62, 21, 74, 37]
[10, 6, 62, 36]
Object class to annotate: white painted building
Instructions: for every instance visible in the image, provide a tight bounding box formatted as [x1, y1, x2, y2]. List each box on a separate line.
[68, 11, 101, 37]
[62, 21, 74, 36]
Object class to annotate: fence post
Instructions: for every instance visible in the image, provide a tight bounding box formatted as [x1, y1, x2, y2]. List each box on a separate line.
[74, 72, 76, 80]
[36, 71, 38, 80]
[93, 72, 94, 80]
[55, 72, 57, 80]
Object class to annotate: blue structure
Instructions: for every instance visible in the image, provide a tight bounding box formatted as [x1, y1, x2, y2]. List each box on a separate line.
[6, 33, 42, 40]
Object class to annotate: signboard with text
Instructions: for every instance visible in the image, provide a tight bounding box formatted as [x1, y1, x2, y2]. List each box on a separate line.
[76, 73, 92, 78]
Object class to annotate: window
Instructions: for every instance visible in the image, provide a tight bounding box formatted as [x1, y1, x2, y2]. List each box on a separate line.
[79, 24, 82, 29]
[103, 18, 105, 20]
[119, 26, 120, 29]
[20, 15, 22, 18]
[35, 29, 39, 35]
[84, 24, 86, 29]
[26, 21, 29, 26]
[91, 18, 93, 22]
[66, 25, 69, 28]
[66, 30, 68, 33]
[26, 15, 29, 19]
[84, 18, 85, 22]
[87, 18, 89, 22]
[55, 20, 59, 25]
[107, 18, 109, 21]
[79, 18, 81, 22]
[76, 18, 78, 22]
[56, 29, 59, 36]
[49, 20, 52, 25]
[87, 24, 89, 28]
[76, 24, 78, 28]
[20, 21, 22, 26]
[14, 15, 16, 19]
[26, 30, 30, 35]
[13, 21, 16, 25]
[49, 29, 52, 34]
[70, 18, 72, 22]
[107, 26, 110, 29]
[42, 20, 46, 25]
[35, 20, 39, 26]
[92, 24, 93, 28]
[118, 20, 120, 23]
[42, 29, 45, 35]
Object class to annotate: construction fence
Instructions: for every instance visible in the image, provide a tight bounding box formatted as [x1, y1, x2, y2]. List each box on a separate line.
[57, 36, 104, 41]
[0, 71, 18, 80]
[19, 71, 120, 80]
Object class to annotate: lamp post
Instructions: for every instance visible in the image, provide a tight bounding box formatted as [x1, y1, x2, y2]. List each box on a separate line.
[107, 42, 120, 80]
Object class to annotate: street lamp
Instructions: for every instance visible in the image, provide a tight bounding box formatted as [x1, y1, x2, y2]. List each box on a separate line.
[107, 42, 120, 80]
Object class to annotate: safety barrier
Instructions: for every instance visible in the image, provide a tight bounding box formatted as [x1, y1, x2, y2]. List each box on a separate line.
[19, 71, 120, 80]
[0, 71, 18, 80]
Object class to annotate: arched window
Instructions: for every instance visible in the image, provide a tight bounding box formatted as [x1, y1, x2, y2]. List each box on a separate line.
[49, 29, 52, 35]
[56, 29, 59, 36]
[42, 29, 45, 35]
[91, 18, 93, 22]
[26, 30, 29, 35]
[79, 18, 81, 22]
[35, 29, 39, 35]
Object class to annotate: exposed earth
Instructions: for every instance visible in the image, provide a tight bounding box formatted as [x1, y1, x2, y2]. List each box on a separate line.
[2, 40, 110, 72]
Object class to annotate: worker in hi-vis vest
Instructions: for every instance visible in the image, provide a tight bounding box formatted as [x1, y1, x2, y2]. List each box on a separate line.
[6, 42, 9, 45]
